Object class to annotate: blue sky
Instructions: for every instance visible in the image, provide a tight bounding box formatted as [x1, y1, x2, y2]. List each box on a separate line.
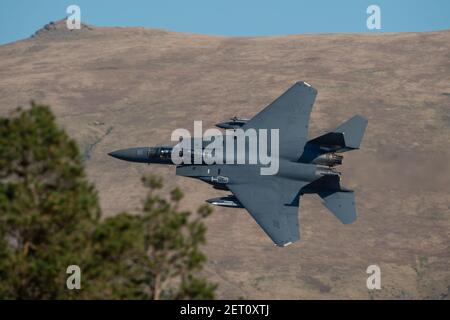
[0, 0, 449, 45]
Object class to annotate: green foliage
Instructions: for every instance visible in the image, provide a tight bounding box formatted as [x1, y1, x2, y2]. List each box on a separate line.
[83, 212, 149, 299]
[140, 175, 216, 299]
[0, 102, 100, 299]
[176, 275, 217, 300]
[0, 103, 215, 299]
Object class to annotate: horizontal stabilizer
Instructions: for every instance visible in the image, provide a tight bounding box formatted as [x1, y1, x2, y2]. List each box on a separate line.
[307, 115, 368, 153]
[334, 115, 368, 150]
[319, 191, 357, 224]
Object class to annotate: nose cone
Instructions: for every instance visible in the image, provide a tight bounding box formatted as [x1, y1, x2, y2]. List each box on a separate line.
[108, 147, 149, 163]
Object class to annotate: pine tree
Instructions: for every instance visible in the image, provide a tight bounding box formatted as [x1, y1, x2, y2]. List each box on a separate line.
[139, 175, 217, 299]
[0, 103, 100, 299]
[0, 103, 216, 299]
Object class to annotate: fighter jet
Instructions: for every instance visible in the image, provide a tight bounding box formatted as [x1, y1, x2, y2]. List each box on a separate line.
[109, 82, 368, 246]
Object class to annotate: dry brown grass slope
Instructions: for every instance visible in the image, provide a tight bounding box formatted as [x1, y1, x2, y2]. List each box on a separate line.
[0, 20, 449, 299]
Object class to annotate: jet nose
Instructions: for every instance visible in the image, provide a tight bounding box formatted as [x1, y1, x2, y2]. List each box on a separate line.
[108, 149, 129, 160]
[108, 147, 149, 163]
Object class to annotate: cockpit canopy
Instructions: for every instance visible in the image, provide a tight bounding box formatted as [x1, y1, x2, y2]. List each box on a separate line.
[149, 146, 173, 160]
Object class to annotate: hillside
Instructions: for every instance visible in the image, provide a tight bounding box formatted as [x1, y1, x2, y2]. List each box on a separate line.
[0, 20, 449, 299]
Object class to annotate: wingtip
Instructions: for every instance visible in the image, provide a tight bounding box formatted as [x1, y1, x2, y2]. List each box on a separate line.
[294, 81, 317, 93]
[275, 241, 293, 247]
[353, 114, 369, 123]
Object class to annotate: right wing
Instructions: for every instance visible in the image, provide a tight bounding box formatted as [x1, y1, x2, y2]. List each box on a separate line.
[227, 178, 308, 246]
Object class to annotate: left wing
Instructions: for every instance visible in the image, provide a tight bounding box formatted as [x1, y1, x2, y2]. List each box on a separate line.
[242, 81, 317, 161]
[227, 178, 308, 246]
